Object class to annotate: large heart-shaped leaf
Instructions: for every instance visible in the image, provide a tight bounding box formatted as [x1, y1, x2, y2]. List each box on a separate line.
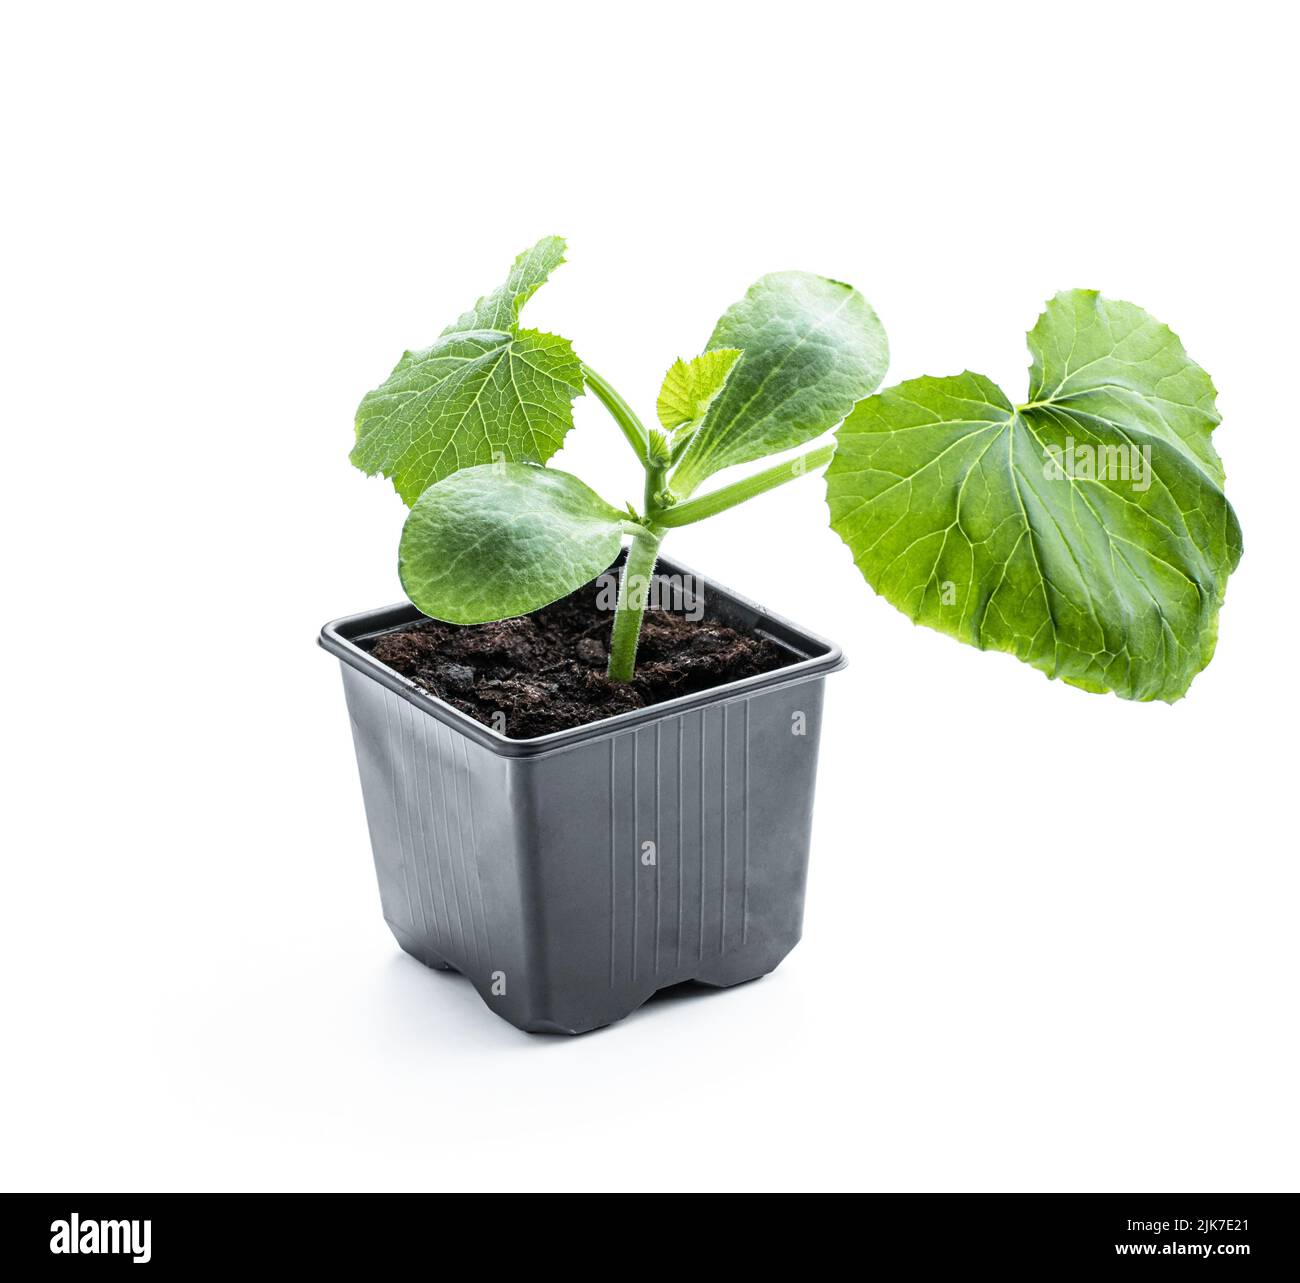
[399, 463, 629, 624]
[351, 236, 584, 505]
[826, 290, 1242, 702]
[670, 272, 888, 495]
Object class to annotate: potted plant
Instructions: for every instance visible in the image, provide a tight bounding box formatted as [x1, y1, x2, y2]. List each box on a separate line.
[322, 237, 1240, 1033]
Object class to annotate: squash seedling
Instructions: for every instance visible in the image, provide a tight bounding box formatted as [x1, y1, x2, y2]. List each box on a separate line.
[353, 237, 1239, 702]
[352, 236, 887, 682]
[331, 239, 1243, 1032]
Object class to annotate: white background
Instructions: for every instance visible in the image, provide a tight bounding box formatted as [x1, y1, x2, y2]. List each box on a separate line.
[2, 1, 1295, 1193]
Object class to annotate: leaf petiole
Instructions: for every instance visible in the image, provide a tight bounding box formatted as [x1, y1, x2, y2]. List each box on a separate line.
[583, 364, 650, 463]
[655, 443, 835, 528]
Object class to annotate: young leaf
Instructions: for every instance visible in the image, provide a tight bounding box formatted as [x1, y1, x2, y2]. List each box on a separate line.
[351, 236, 584, 505]
[656, 349, 741, 431]
[670, 272, 888, 495]
[826, 291, 1242, 702]
[445, 234, 568, 334]
[399, 462, 629, 625]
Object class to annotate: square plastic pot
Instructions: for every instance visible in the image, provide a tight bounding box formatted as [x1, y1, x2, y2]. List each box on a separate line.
[319, 556, 845, 1034]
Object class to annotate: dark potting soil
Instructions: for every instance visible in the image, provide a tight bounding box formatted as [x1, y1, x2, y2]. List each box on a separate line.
[367, 574, 796, 738]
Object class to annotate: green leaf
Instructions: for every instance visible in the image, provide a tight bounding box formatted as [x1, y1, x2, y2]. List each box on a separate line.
[1025, 288, 1227, 484]
[399, 463, 628, 624]
[670, 272, 888, 495]
[351, 236, 583, 505]
[826, 291, 1242, 702]
[445, 235, 568, 334]
[656, 349, 741, 430]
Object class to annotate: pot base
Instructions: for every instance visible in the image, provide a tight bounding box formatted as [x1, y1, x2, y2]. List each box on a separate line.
[391, 917, 787, 1034]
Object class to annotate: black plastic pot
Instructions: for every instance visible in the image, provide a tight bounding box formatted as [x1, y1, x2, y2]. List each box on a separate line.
[319, 556, 845, 1034]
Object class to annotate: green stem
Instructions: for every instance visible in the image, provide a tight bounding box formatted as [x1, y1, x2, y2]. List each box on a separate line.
[607, 526, 662, 682]
[644, 456, 668, 519]
[582, 364, 649, 463]
[582, 364, 670, 682]
[656, 443, 835, 528]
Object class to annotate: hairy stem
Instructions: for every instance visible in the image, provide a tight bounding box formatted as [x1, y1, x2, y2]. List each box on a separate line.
[644, 455, 669, 518]
[607, 526, 663, 683]
[657, 442, 835, 527]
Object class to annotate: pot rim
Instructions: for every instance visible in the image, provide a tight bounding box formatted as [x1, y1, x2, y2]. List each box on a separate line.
[319, 554, 846, 759]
